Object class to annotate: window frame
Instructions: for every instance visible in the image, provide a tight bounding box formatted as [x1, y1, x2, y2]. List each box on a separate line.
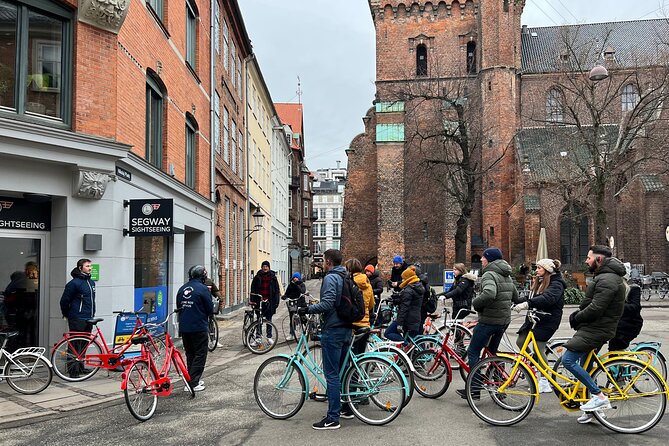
[223, 106, 229, 161]
[145, 74, 165, 169]
[303, 200, 309, 218]
[185, 115, 197, 189]
[147, 0, 164, 22]
[416, 44, 428, 76]
[546, 88, 564, 123]
[621, 84, 639, 112]
[185, 0, 198, 71]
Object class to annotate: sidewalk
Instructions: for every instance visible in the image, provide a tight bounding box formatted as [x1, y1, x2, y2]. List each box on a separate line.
[0, 279, 323, 429]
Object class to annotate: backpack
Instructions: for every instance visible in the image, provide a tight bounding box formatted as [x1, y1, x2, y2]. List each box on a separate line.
[333, 271, 366, 324]
[423, 287, 438, 314]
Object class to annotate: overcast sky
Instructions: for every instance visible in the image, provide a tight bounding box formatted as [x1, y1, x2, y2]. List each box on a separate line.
[238, 0, 666, 171]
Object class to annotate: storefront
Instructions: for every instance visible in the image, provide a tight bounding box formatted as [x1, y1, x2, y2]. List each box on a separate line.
[0, 119, 214, 349]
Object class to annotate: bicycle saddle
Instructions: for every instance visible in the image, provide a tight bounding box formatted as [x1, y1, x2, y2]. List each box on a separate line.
[427, 313, 441, 319]
[130, 335, 150, 345]
[0, 331, 19, 338]
[354, 326, 371, 336]
[86, 318, 104, 325]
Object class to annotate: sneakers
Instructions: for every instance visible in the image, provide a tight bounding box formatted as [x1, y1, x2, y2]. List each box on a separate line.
[577, 410, 606, 424]
[267, 337, 275, 346]
[249, 338, 259, 348]
[580, 394, 611, 412]
[312, 417, 341, 430]
[538, 377, 552, 394]
[340, 410, 355, 420]
[184, 380, 205, 392]
[286, 335, 295, 341]
[456, 389, 480, 400]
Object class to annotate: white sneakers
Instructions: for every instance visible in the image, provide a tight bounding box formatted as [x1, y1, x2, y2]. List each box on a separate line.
[577, 410, 606, 424]
[580, 394, 611, 412]
[267, 337, 275, 346]
[538, 377, 552, 394]
[184, 380, 205, 392]
[286, 335, 295, 341]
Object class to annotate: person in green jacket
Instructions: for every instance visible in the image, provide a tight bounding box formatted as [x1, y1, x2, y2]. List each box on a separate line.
[563, 245, 626, 420]
[456, 247, 517, 399]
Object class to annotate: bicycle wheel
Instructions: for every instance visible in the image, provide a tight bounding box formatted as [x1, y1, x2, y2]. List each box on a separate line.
[636, 347, 667, 381]
[642, 286, 651, 301]
[544, 341, 567, 370]
[370, 345, 415, 406]
[412, 349, 450, 398]
[254, 356, 306, 419]
[208, 317, 219, 352]
[241, 312, 254, 347]
[4, 354, 53, 394]
[51, 336, 102, 382]
[591, 358, 667, 434]
[123, 360, 158, 422]
[245, 320, 278, 354]
[343, 357, 405, 425]
[465, 356, 536, 426]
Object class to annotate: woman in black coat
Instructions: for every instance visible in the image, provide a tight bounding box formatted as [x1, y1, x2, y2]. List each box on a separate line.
[608, 282, 643, 351]
[439, 263, 476, 320]
[513, 259, 565, 362]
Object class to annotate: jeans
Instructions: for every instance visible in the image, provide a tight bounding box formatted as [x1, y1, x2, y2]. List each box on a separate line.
[384, 321, 417, 344]
[467, 322, 508, 371]
[254, 309, 273, 339]
[320, 327, 352, 421]
[182, 331, 209, 386]
[562, 349, 601, 395]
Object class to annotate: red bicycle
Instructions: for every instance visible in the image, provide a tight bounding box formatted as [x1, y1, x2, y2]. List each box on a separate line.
[121, 309, 194, 421]
[51, 311, 165, 382]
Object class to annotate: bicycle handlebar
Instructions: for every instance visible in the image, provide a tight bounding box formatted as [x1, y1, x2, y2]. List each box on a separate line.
[141, 308, 182, 330]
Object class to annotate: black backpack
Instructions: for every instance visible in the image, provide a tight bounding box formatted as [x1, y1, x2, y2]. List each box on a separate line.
[333, 271, 366, 324]
[423, 286, 438, 314]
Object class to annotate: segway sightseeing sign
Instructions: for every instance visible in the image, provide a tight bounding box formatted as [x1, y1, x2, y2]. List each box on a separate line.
[127, 199, 173, 237]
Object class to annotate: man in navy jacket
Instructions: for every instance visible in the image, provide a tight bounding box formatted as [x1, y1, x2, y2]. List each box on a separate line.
[177, 265, 213, 392]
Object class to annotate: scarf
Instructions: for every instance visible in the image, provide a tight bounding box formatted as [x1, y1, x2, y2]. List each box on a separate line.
[399, 267, 420, 289]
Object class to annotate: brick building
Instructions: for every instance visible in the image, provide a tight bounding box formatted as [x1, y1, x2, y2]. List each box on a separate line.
[343, 0, 669, 281]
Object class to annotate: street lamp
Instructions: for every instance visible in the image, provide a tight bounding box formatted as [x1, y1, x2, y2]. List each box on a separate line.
[244, 209, 265, 240]
[589, 65, 609, 82]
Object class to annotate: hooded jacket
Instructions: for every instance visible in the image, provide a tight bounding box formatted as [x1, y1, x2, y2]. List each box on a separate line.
[368, 271, 384, 300]
[473, 259, 516, 326]
[307, 265, 348, 330]
[517, 271, 566, 341]
[352, 272, 376, 328]
[177, 277, 214, 333]
[396, 268, 425, 333]
[443, 272, 477, 310]
[60, 268, 96, 321]
[565, 257, 626, 352]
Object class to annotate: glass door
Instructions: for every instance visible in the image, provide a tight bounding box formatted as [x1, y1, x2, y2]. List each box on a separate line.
[0, 235, 42, 351]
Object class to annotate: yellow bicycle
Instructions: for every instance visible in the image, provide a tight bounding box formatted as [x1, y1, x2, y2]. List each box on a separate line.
[463, 309, 668, 434]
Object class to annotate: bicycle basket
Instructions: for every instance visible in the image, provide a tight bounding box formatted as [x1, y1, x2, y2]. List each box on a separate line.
[286, 300, 298, 312]
[212, 297, 221, 315]
[377, 305, 393, 326]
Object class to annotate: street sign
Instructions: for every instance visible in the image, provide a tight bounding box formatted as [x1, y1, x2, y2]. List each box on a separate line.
[444, 269, 455, 292]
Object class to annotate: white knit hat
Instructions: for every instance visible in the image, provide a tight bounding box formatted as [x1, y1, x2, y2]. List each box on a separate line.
[536, 258, 555, 273]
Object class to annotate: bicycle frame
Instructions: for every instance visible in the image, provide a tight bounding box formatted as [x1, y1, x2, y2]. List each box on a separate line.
[0, 346, 52, 378]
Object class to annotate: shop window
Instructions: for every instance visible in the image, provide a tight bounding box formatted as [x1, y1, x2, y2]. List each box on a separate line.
[134, 237, 169, 321]
[0, 0, 72, 123]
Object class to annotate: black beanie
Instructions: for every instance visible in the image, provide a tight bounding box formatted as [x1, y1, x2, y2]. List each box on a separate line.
[482, 247, 503, 262]
[261, 260, 271, 268]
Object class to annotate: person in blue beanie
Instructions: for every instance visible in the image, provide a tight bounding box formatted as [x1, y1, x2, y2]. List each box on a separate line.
[390, 255, 408, 292]
[282, 271, 307, 340]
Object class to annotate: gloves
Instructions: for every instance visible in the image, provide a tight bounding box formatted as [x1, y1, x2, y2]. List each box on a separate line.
[514, 301, 529, 313]
[396, 325, 404, 336]
[438, 294, 446, 302]
[297, 306, 308, 316]
[569, 311, 579, 329]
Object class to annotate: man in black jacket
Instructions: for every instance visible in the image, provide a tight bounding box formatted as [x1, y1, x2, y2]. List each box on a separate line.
[390, 256, 408, 292]
[177, 265, 213, 392]
[250, 260, 281, 344]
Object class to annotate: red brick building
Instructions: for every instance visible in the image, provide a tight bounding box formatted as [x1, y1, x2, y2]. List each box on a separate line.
[343, 0, 669, 280]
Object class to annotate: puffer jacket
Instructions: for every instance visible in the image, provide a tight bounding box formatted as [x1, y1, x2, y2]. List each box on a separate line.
[369, 271, 384, 300]
[396, 281, 425, 333]
[610, 284, 643, 347]
[352, 272, 375, 328]
[473, 259, 516, 326]
[565, 257, 626, 352]
[60, 268, 96, 320]
[517, 271, 565, 341]
[443, 272, 476, 310]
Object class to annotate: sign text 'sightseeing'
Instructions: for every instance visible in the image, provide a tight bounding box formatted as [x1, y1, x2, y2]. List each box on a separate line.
[127, 199, 173, 237]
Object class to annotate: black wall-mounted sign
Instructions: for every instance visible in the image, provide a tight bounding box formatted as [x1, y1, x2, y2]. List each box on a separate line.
[0, 196, 51, 231]
[127, 198, 173, 237]
[116, 166, 132, 181]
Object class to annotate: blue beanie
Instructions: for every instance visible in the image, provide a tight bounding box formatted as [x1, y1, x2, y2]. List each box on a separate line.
[393, 255, 403, 264]
[482, 247, 503, 262]
[291, 272, 301, 281]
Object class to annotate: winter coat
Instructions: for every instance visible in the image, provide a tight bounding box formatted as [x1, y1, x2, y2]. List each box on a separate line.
[284, 280, 307, 307]
[609, 284, 643, 348]
[517, 271, 566, 342]
[565, 257, 626, 352]
[419, 275, 432, 325]
[307, 265, 348, 330]
[176, 278, 214, 333]
[444, 272, 476, 316]
[250, 270, 281, 315]
[60, 268, 96, 321]
[390, 262, 409, 291]
[473, 260, 516, 326]
[369, 271, 384, 300]
[352, 272, 376, 328]
[396, 281, 425, 333]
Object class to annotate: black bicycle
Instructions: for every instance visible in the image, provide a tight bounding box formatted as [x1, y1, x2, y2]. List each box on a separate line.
[207, 315, 219, 352]
[242, 293, 278, 354]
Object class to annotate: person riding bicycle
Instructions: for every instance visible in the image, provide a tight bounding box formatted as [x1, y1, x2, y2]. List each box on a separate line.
[513, 258, 565, 393]
[298, 249, 351, 430]
[457, 247, 516, 399]
[564, 245, 625, 421]
[384, 266, 424, 343]
[250, 261, 281, 345]
[438, 263, 476, 320]
[282, 272, 307, 341]
[176, 265, 213, 392]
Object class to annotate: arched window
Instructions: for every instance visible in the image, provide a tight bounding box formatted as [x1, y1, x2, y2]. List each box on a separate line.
[621, 84, 639, 112]
[185, 113, 198, 189]
[416, 44, 427, 76]
[560, 205, 589, 266]
[466, 41, 477, 74]
[546, 88, 564, 123]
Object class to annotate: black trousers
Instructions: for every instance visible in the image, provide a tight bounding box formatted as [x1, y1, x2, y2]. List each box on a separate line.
[67, 319, 93, 376]
[182, 331, 209, 386]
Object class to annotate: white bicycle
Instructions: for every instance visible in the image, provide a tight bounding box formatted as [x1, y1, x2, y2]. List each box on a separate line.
[0, 331, 53, 394]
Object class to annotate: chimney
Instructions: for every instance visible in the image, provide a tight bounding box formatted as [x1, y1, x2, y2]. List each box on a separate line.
[522, 24, 528, 35]
[336, 160, 341, 169]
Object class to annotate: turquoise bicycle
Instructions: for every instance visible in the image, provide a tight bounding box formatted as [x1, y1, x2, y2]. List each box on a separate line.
[254, 321, 409, 425]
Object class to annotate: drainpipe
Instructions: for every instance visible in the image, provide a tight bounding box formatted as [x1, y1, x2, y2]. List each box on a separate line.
[244, 53, 255, 301]
[210, 1, 217, 277]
